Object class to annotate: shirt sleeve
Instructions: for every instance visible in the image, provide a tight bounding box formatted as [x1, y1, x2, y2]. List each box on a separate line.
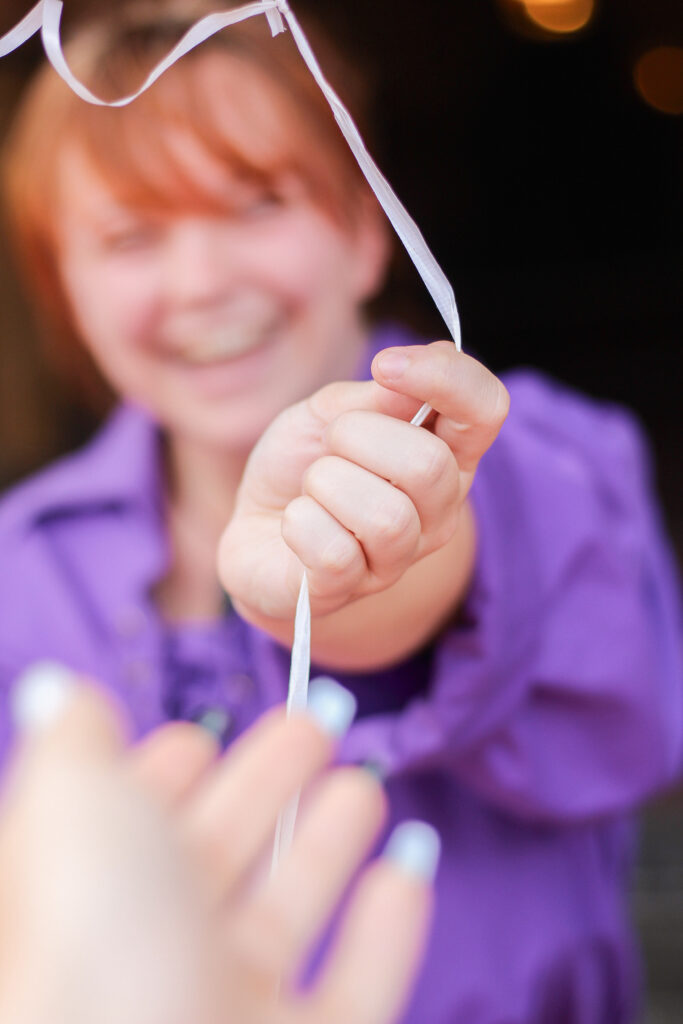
[340, 371, 683, 823]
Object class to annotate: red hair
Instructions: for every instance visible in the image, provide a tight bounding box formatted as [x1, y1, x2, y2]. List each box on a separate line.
[2, 2, 377, 409]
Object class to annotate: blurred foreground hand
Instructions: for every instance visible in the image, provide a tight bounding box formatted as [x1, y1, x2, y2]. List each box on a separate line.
[0, 665, 438, 1024]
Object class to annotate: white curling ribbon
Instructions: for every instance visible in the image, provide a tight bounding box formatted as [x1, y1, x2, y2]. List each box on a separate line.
[262, 0, 285, 37]
[41, 0, 284, 106]
[2, 0, 461, 350]
[271, 571, 310, 874]
[283, 4, 460, 351]
[0, 0, 462, 861]
[0, 1, 44, 57]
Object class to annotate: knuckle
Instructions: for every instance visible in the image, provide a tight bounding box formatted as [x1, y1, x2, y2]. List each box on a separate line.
[324, 411, 353, 451]
[307, 382, 341, 421]
[417, 437, 453, 491]
[325, 409, 374, 458]
[301, 458, 326, 496]
[281, 495, 305, 536]
[302, 455, 337, 497]
[319, 533, 361, 578]
[372, 494, 419, 547]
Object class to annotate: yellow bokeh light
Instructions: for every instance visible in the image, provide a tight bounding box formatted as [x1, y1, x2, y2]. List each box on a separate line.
[634, 46, 683, 116]
[523, 0, 594, 35]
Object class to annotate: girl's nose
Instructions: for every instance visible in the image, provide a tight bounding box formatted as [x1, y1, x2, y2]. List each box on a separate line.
[165, 217, 239, 307]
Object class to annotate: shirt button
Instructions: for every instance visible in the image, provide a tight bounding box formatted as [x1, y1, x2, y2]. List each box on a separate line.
[195, 707, 234, 743]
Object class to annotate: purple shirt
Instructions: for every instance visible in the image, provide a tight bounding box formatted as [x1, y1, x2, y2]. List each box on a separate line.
[0, 325, 681, 1023]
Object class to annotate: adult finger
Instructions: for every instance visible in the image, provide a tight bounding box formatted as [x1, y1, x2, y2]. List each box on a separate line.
[129, 722, 219, 809]
[181, 680, 357, 901]
[10, 663, 125, 762]
[233, 768, 387, 987]
[309, 821, 439, 1024]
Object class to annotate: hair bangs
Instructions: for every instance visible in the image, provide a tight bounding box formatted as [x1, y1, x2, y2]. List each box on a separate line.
[65, 49, 314, 217]
[1, 5, 379, 411]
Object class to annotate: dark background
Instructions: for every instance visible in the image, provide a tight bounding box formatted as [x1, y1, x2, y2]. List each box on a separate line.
[1, 1, 681, 1019]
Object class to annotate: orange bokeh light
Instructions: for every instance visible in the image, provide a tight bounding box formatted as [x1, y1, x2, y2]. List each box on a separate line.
[634, 46, 683, 116]
[522, 0, 594, 35]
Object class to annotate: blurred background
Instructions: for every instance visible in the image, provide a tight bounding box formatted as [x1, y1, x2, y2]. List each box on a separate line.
[0, 0, 681, 1018]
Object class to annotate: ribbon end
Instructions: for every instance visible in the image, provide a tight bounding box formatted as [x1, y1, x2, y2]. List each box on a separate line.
[265, 6, 286, 37]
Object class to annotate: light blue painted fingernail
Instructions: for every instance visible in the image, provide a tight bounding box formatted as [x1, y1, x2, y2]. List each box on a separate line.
[11, 661, 76, 732]
[306, 676, 357, 738]
[384, 821, 441, 882]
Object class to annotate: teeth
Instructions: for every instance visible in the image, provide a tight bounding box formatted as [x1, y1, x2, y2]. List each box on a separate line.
[178, 326, 266, 364]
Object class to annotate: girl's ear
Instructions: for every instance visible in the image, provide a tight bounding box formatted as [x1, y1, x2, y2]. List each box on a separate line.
[349, 193, 392, 303]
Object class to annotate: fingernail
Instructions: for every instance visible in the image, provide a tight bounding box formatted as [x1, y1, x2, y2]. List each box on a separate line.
[306, 676, 357, 738]
[11, 661, 76, 732]
[375, 349, 409, 381]
[384, 820, 441, 882]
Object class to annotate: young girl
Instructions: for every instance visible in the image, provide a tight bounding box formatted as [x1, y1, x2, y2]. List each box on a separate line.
[0, 3, 680, 1022]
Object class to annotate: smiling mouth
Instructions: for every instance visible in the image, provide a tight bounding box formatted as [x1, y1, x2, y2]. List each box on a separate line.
[172, 321, 279, 366]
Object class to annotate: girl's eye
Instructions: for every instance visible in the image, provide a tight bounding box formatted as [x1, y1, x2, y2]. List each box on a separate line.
[237, 191, 286, 221]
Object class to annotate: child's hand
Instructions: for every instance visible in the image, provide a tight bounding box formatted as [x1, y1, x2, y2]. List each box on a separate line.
[220, 342, 508, 624]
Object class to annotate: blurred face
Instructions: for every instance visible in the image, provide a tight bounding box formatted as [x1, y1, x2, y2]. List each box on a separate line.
[53, 134, 387, 454]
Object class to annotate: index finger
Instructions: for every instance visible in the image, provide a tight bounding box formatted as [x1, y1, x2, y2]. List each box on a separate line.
[372, 342, 510, 470]
[129, 722, 219, 809]
[181, 678, 357, 901]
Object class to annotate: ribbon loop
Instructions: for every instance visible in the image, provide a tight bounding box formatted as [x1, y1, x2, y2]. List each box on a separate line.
[0, 1, 44, 58]
[3, 0, 461, 349]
